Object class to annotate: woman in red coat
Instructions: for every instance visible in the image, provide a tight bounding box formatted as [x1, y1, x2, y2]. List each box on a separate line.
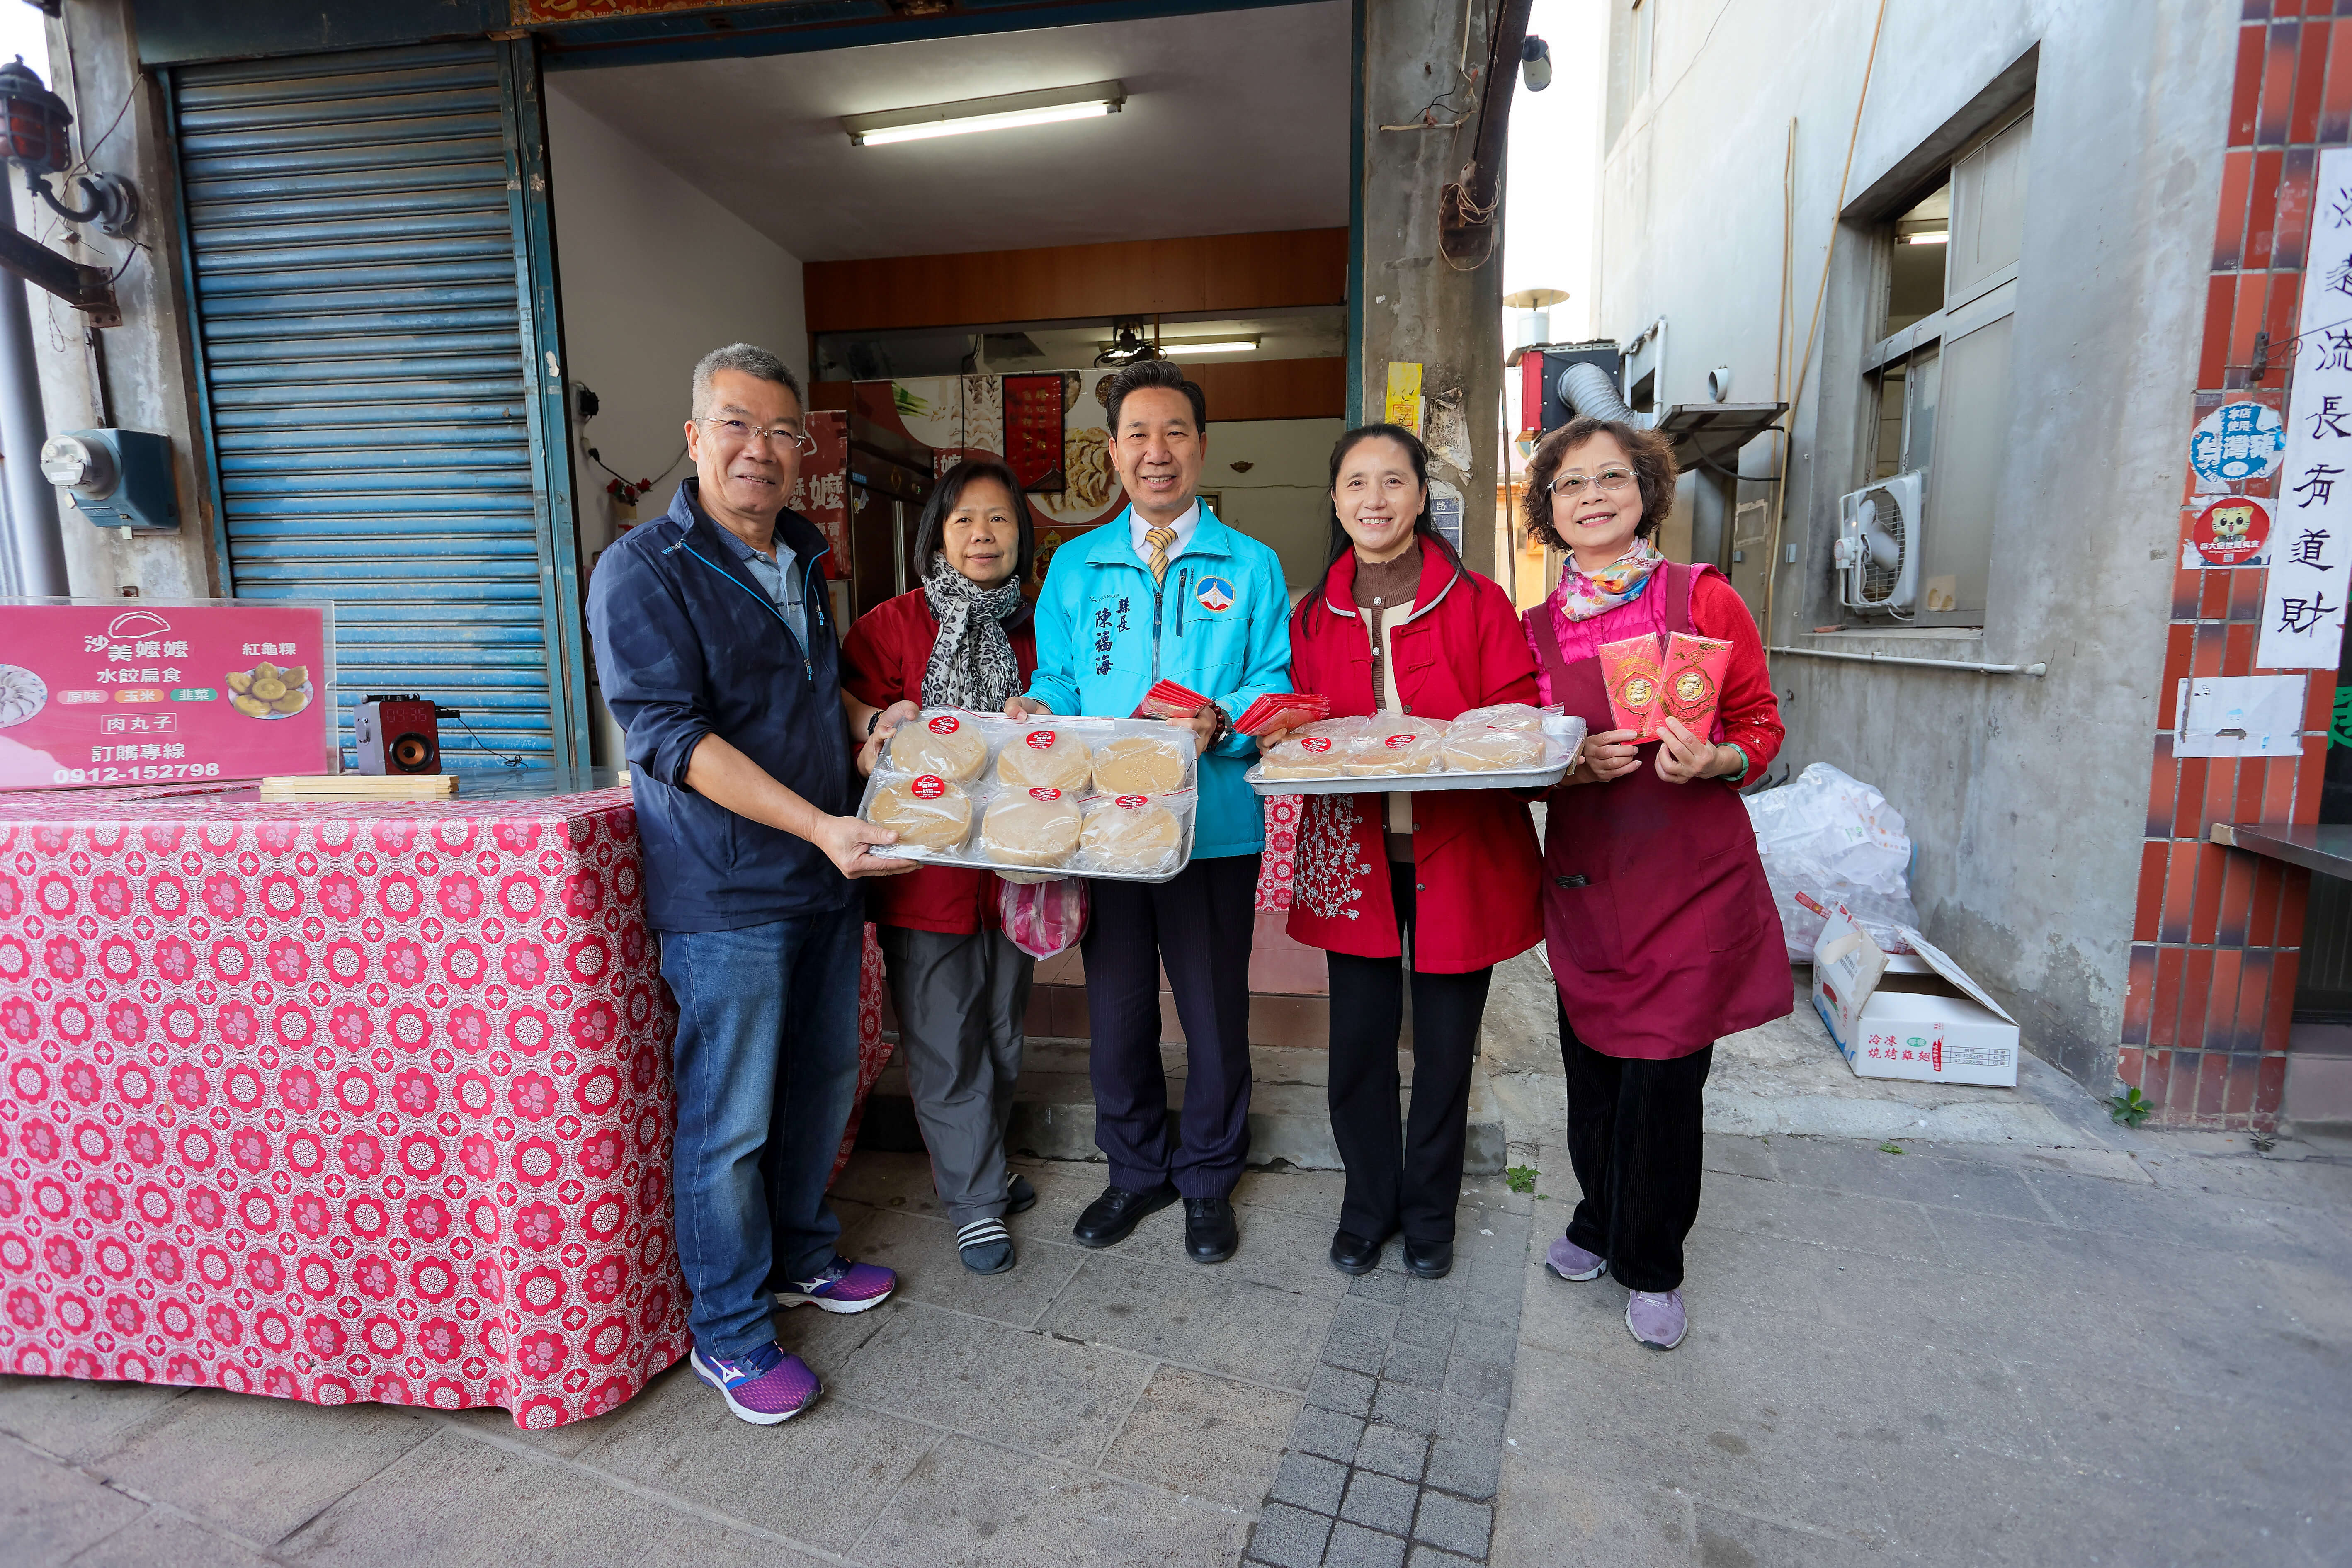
[1273, 424, 1543, 1282]
[840, 458, 1041, 1276]
[1522, 416, 1789, 1351]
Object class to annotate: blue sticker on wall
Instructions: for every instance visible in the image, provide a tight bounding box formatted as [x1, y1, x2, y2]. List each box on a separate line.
[1195, 576, 1234, 612]
[2189, 400, 2286, 485]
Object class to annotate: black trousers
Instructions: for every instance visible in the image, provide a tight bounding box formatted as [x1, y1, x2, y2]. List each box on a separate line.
[1325, 876, 1493, 1246]
[1558, 1002, 1712, 1292]
[1081, 853, 1260, 1199]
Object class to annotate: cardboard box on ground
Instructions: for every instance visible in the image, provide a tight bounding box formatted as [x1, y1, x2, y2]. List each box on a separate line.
[1810, 902, 2020, 1087]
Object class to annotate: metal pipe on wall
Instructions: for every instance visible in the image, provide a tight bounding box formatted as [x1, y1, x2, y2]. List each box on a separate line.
[0, 184, 65, 598]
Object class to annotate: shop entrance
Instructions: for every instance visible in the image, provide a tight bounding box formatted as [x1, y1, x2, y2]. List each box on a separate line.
[539, 2, 1351, 1037]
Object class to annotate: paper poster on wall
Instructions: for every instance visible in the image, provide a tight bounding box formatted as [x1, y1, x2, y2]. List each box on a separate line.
[1385, 362, 1424, 437]
[0, 601, 335, 789]
[2260, 143, 2352, 669]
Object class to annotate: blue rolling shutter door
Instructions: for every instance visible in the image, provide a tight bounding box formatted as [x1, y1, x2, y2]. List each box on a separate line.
[173, 41, 574, 769]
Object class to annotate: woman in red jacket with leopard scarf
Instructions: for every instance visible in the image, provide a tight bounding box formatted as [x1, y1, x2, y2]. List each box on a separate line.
[1269, 424, 1543, 1282]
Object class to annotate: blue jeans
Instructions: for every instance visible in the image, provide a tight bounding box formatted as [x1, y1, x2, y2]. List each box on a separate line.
[660, 905, 862, 1361]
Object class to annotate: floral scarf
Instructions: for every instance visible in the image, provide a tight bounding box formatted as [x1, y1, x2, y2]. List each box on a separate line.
[920, 553, 1025, 710]
[1552, 539, 1665, 622]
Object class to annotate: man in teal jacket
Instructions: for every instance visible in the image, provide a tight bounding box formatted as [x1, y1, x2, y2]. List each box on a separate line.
[1010, 359, 1291, 1263]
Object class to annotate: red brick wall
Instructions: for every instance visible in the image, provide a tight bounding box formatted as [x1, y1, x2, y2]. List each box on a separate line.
[2121, 1, 2352, 1129]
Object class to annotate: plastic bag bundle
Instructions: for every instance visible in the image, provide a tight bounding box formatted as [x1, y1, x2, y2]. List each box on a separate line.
[997, 724, 1093, 792]
[1347, 714, 1446, 775]
[1256, 716, 1370, 779]
[857, 707, 1199, 880]
[869, 774, 975, 851]
[980, 787, 1084, 868]
[886, 712, 989, 781]
[1743, 762, 1920, 959]
[1079, 791, 1191, 876]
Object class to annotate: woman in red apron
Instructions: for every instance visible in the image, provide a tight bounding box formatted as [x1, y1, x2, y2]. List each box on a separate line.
[1521, 416, 1789, 1350]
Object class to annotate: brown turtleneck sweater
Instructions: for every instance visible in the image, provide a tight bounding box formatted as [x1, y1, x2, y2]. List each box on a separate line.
[1353, 539, 1422, 860]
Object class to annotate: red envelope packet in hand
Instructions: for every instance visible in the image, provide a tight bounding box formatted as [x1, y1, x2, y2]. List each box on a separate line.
[1597, 634, 1666, 741]
[1234, 693, 1332, 735]
[1134, 678, 1214, 719]
[1660, 633, 1731, 737]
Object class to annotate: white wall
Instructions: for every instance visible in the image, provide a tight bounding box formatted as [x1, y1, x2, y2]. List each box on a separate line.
[1206, 417, 1347, 592]
[545, 83, 807, 562]
[1590, 0, 2233, 1088]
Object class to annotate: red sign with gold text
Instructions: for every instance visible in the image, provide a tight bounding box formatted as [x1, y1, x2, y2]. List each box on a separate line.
[0, 602, 334, 789]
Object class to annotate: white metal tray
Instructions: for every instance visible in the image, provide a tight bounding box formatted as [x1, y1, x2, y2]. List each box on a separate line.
[1245, 760, 1572, 796]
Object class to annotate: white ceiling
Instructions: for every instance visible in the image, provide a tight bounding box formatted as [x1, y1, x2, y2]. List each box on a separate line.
[547, 2, 1351, 263]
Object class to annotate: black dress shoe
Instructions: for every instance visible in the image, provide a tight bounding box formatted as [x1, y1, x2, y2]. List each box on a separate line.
[1072, 1182, 1178, 1248]
[1184, 1196, 1238, 1264]
[1329, 1228, 1388, 1276]
[1402, 1236, 1453, 1280]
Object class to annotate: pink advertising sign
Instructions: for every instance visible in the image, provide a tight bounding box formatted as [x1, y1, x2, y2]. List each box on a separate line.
[0, 601, 335, 789]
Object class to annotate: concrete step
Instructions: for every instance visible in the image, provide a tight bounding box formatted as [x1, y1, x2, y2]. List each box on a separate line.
[853, 1039, 1505, 1174]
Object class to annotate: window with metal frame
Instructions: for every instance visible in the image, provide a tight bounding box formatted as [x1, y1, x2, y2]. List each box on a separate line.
[1856, 106, 2031, 626]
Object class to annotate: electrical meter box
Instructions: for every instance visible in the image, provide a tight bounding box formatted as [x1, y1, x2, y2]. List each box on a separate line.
[40, 428, 179, 531]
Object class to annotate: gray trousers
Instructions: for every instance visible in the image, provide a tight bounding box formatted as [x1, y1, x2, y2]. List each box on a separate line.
[879, 924, 1034, 1226]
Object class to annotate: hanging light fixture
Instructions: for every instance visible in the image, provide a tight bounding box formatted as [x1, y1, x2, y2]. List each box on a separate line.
[1094, 321, 1160, 367]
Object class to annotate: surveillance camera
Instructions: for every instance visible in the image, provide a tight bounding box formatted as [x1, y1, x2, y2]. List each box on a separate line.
[1521, 36, 1552, 92]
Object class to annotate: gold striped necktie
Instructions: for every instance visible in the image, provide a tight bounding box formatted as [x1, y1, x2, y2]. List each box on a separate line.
[1145, 525, 1178, 585]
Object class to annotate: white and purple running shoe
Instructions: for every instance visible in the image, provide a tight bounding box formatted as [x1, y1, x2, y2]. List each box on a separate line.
[775, 1255, 898, 1314]
[691, 1342, 821, 1425]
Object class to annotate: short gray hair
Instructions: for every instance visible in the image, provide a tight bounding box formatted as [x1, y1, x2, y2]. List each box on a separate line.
[690, 343, 803, 420]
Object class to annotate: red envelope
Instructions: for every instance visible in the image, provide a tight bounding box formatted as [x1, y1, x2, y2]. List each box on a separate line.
[1597, 634, 1666, 741]
[1134, 678, 1214, 719]
[1660, 632, 1731, 736]
[1234, 693, 1333, 735]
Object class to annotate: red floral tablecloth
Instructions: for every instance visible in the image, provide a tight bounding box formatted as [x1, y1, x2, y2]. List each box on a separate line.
[0, 784, 887, 1429]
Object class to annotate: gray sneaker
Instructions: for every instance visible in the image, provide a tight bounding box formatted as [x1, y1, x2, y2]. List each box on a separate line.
[1625, 1289, 1687, 1350]
[1546, 1236, 1605, 1281]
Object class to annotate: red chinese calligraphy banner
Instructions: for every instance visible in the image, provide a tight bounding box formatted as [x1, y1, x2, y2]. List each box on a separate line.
[787, 411, 850, 580]
[0, 602, 336, 790]
[1003, 373, 1069, 493]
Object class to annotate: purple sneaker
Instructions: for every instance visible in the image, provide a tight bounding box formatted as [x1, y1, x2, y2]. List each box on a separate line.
[1546, 1236, 1606, 1282]
[690, 1342, 821, 1425]
[1626, 1289, 1687, 1350]
[775, 1255, 897, 1314]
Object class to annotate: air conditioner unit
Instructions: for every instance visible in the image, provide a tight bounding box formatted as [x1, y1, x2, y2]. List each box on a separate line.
[1835, 472, 1923, 614]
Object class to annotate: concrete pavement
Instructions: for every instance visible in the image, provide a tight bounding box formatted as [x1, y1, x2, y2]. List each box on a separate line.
[6, 955, 2351, 1566]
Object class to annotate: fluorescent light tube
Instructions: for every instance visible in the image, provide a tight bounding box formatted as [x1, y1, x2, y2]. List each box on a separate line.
[847, 80, 1126, 148]
[1160, 339, 1261, 355]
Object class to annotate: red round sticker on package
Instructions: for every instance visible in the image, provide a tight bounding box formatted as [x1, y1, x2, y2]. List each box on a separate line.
[927, 715, 959, 734]
[1029, 787, 1061, 801]
[1116, 794, 1148, 808]
[1026, 730, 1056, 748]
[1384, 733, 1414, 749]
[2191, 496, 2271, 566]
[911, 775, 947, 799]
[1302, 737, 1333, 754]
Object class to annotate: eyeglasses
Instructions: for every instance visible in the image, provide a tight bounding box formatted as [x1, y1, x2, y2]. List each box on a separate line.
[701, 417, 817, 455]
[1551, 468, 1637, 498]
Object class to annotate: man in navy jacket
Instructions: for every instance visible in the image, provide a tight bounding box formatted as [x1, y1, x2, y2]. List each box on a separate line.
[587, 343, 909, 1427]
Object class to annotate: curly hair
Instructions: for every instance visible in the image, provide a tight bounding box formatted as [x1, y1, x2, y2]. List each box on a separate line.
[1521, 416, 1678, 551]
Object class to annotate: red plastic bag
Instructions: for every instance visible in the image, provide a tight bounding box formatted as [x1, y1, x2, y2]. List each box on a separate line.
[999, 874, 1090, 959]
